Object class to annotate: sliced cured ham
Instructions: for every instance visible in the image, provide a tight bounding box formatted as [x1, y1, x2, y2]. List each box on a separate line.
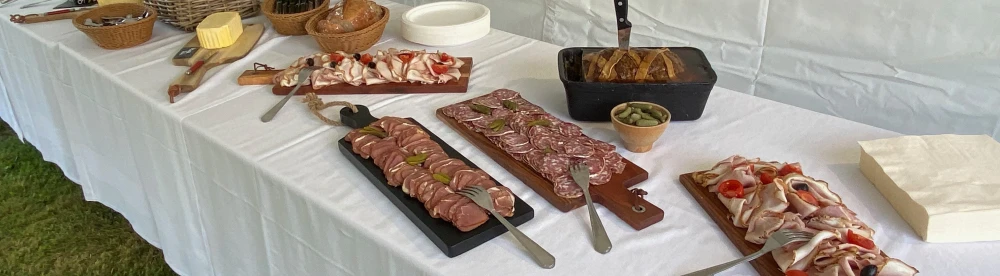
[276, 49, 465, 87]
[693, 155, 917, 275]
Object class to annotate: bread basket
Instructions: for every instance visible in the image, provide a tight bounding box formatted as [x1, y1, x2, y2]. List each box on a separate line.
[305, 5, 389, 53]
[72, 3, 157, 49]
[143, 0, 259, 31]
[262, 0, 330, 35]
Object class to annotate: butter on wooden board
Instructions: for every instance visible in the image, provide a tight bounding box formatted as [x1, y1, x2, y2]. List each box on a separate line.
[196, 12, 244, 49]
[859, 134, 1000, 243]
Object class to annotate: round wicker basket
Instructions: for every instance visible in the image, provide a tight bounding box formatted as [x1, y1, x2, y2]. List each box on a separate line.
[72, 3, 157, 49]
[262, 0, 330, 36]
[305, 5, 389, 53]
[143, 0, 260, 31]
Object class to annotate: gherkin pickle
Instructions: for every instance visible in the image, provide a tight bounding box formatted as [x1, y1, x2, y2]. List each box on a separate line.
[470, 103, 492, 115]
[433, 173, 451, 184]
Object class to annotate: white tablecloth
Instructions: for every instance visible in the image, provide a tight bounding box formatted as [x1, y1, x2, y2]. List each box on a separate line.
[1, 1, 997, 275]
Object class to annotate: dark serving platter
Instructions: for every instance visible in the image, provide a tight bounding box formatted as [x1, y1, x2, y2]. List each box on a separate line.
[558, 46, 718, 122]
[336, 105, 534, 257]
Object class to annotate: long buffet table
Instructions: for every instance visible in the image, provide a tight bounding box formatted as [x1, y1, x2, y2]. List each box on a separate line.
[1, 1, 996, 275]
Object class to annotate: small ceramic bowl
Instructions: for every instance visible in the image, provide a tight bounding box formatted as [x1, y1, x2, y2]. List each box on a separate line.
[610, 101, 671, 153]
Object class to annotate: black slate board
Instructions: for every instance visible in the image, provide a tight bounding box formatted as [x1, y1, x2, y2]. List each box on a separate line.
[336, 105, 535, 257]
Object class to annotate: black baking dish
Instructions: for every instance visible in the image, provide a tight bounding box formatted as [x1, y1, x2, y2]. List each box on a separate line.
[558, 47, 718, 121]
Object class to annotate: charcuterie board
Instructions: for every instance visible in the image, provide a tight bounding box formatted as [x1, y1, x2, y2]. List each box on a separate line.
[234, 57, 473, 95]
[679, 172, 892, 275]
[337, 105, 533, 257]
[436, 98, 663, 231]
[679, 172, 783, 275]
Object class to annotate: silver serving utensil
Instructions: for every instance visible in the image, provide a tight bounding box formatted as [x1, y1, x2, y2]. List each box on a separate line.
[569, 162, 612, 254]
[261, 67, 319, 122]
[0, 0, 21, 8]
[614, 0, 631, 50]
[20, 0, 54, 9]
[455, 186, 556, 269]
[682, 230, 814, 276]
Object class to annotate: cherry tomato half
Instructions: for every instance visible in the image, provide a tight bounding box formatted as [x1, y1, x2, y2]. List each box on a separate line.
[360, 53, 374, 65]
[330, 53, 345, 63]
[718, 180, 745, 198]
[779, 163, 803, 176]
[785, 270, 809, 276]
[760, 172, 775, 184]
[431, 63, 450, 75]
[796, 190, 819, 205]
[848, 230, 876, 250]
[440, 52, 453, 63]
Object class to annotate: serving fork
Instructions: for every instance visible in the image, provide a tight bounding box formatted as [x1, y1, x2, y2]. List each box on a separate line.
[569, 162, 612, 254]
[456, 186, 555, 269]
[682, 229, 814, 276]
[260, 66, 319, 122]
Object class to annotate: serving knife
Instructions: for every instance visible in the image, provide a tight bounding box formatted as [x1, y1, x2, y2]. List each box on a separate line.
[20, 0, 55, 9]
[614, 0, 631, 50]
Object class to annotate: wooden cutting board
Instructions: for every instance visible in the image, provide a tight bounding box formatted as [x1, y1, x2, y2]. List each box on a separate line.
[679, 172, 893, 275]
[337, 105, 534, 258]
[167, 24, 265, 103]
[436, 105, 663, 231]
[234, 57, 473, 95]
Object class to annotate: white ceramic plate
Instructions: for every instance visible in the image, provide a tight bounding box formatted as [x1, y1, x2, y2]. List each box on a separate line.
[401, 1, 490, 46]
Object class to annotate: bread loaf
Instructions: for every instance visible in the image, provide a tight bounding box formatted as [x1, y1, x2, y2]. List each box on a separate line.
[581, 48, 687, 83]
[317, 0, 384, 34]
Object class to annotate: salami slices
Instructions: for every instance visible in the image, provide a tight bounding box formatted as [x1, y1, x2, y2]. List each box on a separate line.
[442, 89, 627, 197]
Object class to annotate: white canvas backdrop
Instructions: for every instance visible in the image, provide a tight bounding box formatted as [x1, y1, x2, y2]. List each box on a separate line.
[394, 0, 1000, 140]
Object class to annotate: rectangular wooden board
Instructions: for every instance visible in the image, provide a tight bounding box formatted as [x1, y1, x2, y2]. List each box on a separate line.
[339, 118, 534, 257]
[679, 172, 892, 275]
[271, 57, 473, 95]
[436, 105, 664, 231]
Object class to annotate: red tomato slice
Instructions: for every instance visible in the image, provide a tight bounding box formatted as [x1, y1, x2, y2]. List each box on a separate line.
[796, 190, 819, 205]
[431, 63, 449, 75]
[760, 172, 775, 184]
[330, 53, 345, 63]
[360, 53, 373, 64]
[785, 270, 808, 276]
[440, 52, 453, 63]
[847, 230, 876, 250]
[779, 163, 803, 176]
[718, 180, 745, 198]
[398, 53, 413, 63]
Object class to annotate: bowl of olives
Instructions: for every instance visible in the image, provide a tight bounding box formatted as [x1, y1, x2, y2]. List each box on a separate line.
[610, 101, 671, 153]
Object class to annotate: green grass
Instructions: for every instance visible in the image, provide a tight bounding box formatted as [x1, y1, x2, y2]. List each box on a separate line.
[0, 121, 175, 276]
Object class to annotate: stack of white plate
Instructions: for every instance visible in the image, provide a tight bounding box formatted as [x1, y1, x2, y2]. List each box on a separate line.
[401, 1, 491, 46]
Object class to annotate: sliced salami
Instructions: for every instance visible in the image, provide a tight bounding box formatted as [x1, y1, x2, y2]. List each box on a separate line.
[552, 174, 583, 198]
[490, 89, 520, 100]
[490, 108, 513, 119]
[504, 143, 533, 154]
[453, 109, 484, 122]
[557, 122, 584, 137]
[564, 143, 595, 158]
[468, 117, 492, 130]
[483, 126, 515, 137]
[523, 149, 546, 168]
[539, 153, 571, 176]
[441, 104, 471, 117]
[591, 167, 613, 185]
[471, 96, 502, 108]
[499, 133, 530, 147]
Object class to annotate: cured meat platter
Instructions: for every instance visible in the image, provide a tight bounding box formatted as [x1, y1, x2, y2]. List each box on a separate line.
[436, 89, 664, 230]
[235, 52, 473, 96]
[679, 155, 916, 276]
[337, 105, 534, 257]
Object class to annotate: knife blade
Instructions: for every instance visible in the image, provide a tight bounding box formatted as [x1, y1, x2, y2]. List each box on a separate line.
[614, 0, 631, 50]
[19, 0, 55, 9]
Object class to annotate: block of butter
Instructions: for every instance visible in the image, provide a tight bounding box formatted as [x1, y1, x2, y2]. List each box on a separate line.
[859, 134, 1000, 243]
[196, 12, 244, 49]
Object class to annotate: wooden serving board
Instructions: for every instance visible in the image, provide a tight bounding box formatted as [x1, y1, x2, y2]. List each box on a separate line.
[233, 57, 473, 95]
[337, 105, 534, 258]
[678, 172, 892, 275]
[436, 107, 664, 231]
[168, 24, 265, 103]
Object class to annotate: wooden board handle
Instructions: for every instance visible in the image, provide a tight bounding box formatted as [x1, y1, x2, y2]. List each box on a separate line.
[168, 63, 217, 103]
[591, 183, 664, 231]
[238, 69, 281, 85]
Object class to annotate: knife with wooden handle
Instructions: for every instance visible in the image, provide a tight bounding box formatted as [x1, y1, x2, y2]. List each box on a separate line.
[9, 7, 92, 24]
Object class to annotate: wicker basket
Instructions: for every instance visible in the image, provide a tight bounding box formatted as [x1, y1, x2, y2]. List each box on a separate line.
[72, 3, 157, 49]
[262, 0, 330, 36]
[305, 5, 389, 53]
[143, 0, 260, 31]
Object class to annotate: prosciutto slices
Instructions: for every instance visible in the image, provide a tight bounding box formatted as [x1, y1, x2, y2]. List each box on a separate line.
[274, 48, 465, 89]
[693, 155, 917, 276]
